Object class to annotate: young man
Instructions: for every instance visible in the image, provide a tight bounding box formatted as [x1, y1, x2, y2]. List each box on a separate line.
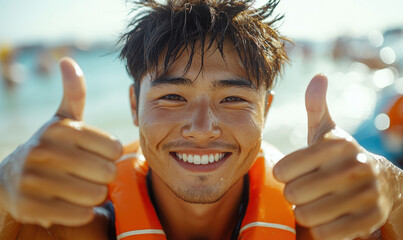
[0, 0, 402, 239]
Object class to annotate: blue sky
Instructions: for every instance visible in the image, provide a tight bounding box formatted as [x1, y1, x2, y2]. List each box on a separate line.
[0, 0, 402, 44]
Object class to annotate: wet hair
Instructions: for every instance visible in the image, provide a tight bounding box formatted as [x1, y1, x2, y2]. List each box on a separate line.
[118, 0, 289, 101]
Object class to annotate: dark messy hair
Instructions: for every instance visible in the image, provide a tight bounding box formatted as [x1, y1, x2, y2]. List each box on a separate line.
[119, 0, 289, 101]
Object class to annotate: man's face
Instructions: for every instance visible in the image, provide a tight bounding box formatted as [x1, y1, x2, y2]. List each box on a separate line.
[131, 42, 269, 203]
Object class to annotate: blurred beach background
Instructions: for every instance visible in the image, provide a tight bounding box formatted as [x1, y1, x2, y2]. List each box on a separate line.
[1, 0, 402, 166]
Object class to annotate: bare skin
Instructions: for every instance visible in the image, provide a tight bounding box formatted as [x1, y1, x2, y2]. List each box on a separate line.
[128, 44, 267, 240]
[274, 75, 403, 240]
[0, 58, 122, 239]
[0, 53, 402, 240]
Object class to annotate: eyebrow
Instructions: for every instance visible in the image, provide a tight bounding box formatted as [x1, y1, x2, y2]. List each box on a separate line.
[150, 76, 194, 88]
[150, 76, 256, 90]
[212, 79, 256, 90]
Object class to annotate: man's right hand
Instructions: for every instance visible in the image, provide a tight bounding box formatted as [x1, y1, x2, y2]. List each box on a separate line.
[0, 57, 122, 228]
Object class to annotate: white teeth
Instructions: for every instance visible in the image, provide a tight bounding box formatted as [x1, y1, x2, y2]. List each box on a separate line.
[194, 155, 201, 164]
[209, 154, 214, 163]
[188, 154, 194, 163]
[201, 155, 209, 164]
[176, 153, 227, 165]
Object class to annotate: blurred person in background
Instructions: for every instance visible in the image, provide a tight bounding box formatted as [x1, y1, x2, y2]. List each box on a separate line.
[0, 1, 403, 240]
[36, 46, 74, 75]
[0, 43, 20, 88]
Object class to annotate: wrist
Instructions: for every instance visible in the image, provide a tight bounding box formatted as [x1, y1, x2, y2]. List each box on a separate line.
[387, 158, 402, 213]
[373, 154, 401, 212]
[372, 154, 403, 239]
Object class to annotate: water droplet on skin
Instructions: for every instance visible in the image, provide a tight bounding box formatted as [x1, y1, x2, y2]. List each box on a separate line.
[356, 153, 368, 163]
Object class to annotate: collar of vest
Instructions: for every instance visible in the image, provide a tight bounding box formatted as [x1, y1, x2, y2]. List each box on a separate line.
[108, 142, 295, 240]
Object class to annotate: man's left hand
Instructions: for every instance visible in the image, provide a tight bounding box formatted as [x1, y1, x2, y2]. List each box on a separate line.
[273, 74, 401, 240]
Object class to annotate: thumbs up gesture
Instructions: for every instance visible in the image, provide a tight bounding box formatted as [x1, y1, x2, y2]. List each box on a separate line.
[0, 57, 122, 227]
[274, 74, 401, 239]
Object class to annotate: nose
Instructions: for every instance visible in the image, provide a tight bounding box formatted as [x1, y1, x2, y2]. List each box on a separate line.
[181, 98, 222, 142]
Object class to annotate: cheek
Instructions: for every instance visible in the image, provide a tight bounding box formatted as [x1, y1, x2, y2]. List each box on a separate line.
[138, 107, 184, 148]
[219, 109, 265, 142]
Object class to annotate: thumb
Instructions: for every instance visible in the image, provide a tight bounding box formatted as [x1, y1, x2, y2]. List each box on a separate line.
[305, 74, 335, 145]
[56, 57, 86, 121]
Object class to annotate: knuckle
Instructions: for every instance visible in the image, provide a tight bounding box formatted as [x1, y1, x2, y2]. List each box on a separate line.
[55, 205, 93, 226]
[91, 185, 108, 205]
[81, 209, 95, 225]
[10, 204, 23, 221]
[18, 171, 36, 191]
[360, 230, 377, 239]
[12, 196, 32, 220]
[283, 184, 296, 204]
[365, 182, 381, 201]
[45, 121, 63, 135]
[104, 162, 117, 182]
[45, 120, 76, 139]
[370, 182, 381, 198]
[344, 163, 371, 182]
[294, 206, 313, 227]
[10, 211, 25, 223]
[273, 164, 285, 182]
[58, 118, 83, 129]
[326, 138, 345, 147]
[26, 144, 57, 166]
[340, 140, 357, 154]
[72, 207, 94, 226]
[327, 138, 356, 155]
[357, 160, 372, 173]
[371, 207, 383, 222]
[110, 139, 123, 160]
[27, 145, 46, 161]
[359, 232, 371, 239]
[38, 220, 52, 228]
[311, 226, 326, 240]
[58, 118, 73, 126]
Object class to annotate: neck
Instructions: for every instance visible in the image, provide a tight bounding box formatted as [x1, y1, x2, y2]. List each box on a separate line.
[149, 172, 245, 240]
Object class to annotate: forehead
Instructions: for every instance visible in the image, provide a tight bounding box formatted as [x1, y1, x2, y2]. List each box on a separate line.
[149, 40, 251, 85]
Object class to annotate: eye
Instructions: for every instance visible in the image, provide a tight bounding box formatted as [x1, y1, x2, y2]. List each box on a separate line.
[220, 96, 246, 103]
[160, 94, 186, 102]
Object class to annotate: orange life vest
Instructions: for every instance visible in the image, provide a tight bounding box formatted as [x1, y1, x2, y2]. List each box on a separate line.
[385, 95, 403, 133]
[108, 142, 295, 240]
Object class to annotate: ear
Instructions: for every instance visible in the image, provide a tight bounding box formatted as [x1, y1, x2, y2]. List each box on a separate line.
[264, 91, 274, 118]
[129, 84, 139, 126]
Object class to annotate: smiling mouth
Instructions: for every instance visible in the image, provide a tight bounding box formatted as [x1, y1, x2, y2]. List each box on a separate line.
[170, 152, 230, 165]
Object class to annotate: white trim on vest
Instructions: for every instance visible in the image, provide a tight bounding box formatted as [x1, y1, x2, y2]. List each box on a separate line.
[117, 229, 165, 240]
[239, 222, 296, 235]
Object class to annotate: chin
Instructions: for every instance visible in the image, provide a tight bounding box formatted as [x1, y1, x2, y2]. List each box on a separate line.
[168, 179, 235, 204]
[173, 187, 226, 204]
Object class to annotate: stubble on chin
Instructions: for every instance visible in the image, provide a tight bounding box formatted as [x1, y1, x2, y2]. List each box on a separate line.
[167, 176, 239, 204]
